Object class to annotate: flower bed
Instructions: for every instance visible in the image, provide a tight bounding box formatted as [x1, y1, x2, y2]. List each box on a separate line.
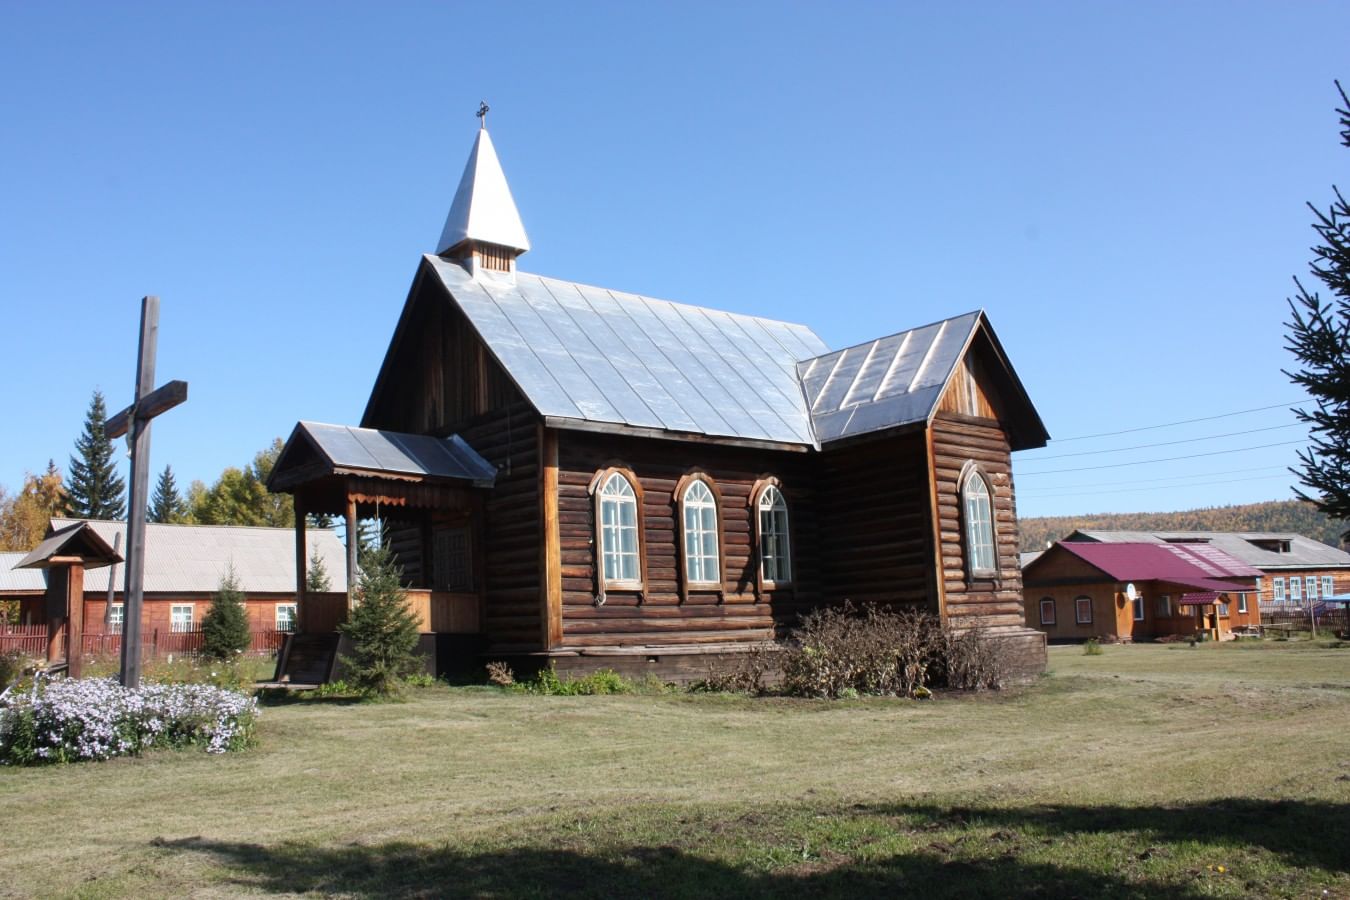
[0, 677, 258, 765]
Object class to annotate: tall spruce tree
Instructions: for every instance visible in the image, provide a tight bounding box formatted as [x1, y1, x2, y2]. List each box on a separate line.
[201, 564, 252, 659]
[148, 465, 189, 524]
[1285, 82, 1350, 536]
[66, 390, 126, 520]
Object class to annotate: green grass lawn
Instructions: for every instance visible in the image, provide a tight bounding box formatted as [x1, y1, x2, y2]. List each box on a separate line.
[2, 641, 1348, 898]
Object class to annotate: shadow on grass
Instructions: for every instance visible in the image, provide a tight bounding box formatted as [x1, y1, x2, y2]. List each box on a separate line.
[162, 835, 1208, 899]
[254, 690, 365, 708]
[861, 797, 1349, 876]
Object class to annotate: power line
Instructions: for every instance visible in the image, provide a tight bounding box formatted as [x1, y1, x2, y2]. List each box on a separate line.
[1022, 422, 1300, 461]
[1020, 472, 1294, 499]
[1048, 401, 1303, 443]
[1017, 439, 1309, 476]
[1014, 464, 1289, 492]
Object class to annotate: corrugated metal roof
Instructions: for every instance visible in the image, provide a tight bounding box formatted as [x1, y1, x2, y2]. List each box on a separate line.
[293, 421, 497, 486]
[1068, 530, 1350, 569]
[1042, 541, 1257, 587]
[0, 552, 46, 592]
[37, 519, 347, 595]
[16, 521, 121, 570]
[1179, 591, 1225, 606]
[428, 255, 829, 446]
[799, 312, 981, 443]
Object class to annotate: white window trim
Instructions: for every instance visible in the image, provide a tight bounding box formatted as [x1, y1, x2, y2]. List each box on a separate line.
[170, 604, 194, 633]
[961, 468, 997, 579]
[1075, 596, 1093, 625]
[595, 470, 643, 592]
[1237, 593, 1248, 614]
[1322, 575, 1335, 597]
[1290, 578, 1303, 602]
[1133, 592, 1145, 622]
[680, 479, 722, 588]
[1305, 576, 1318, 601]
[108, 602, 125, 635]
[276, 603, 297, 631]
[756, 484, 792, 586]
[1039, 597, 1056, 626]
[1274, 577, 1286, 602]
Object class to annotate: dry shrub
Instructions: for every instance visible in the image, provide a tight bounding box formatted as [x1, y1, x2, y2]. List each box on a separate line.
[485, 661, 515, 687]
[697, 643, 776, 694]
[780, 603, 1006, 698]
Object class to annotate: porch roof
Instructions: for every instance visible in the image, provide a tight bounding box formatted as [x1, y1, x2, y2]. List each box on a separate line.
[1179, 592, 1224, 606]
[268, 422, 497, 493]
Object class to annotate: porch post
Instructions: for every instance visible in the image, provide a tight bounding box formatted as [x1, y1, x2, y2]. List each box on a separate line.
[346, 495, 359, 608]
[294, 493, 307, 632]
[66, 564, 85, 679]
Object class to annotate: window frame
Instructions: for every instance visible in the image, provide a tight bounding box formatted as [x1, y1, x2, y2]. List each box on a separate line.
[170, 604, 194, 633]
[1157, 594, 1172, 618]
[1290, 577, 1302, 603]
[108, 602, 125, 634]
[1274, 577, 1286, 603]
[1039, 597, 1056, 626]
[750, 478, 793, 592]
[1133, 591, 1146, 622]
[588, 466, 647, 602]
[1305, 575, 1318, 601]
[674, 472, 725, 601]
[959, 463, 998, 581]
[276, 603, 298, 632]
[1075, 596, 1093, 625]
[1237, 593, 1248, 614]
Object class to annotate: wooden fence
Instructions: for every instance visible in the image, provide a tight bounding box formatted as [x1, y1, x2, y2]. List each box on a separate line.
[1262, 609, 1349, 634]
[0, 625, 289, 660]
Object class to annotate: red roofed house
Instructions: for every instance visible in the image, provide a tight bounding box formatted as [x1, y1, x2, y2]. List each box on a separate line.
[1021, 541, 1261, 642]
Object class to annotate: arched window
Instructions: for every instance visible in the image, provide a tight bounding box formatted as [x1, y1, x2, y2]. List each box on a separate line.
[757, 484, 792, 584]
[681, 479, 721, 585]
[598, 471, 641, 585]
[962, 470, 997, 578]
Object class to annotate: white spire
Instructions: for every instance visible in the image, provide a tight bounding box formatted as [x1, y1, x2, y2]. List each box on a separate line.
[436, 126, 530, 257]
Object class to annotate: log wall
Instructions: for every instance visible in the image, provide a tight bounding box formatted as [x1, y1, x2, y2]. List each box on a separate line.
[931, 412, 1028, 629]
[555, 432, 820, 647]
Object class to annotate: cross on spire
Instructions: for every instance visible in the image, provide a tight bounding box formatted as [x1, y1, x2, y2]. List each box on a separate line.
[476, 100, 489, 129]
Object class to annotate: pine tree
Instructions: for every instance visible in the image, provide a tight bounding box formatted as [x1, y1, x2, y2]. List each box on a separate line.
[338, 543, 422, 697]
[65, 390, 126, 520]
[306, 546, 333, 592]
[201, 564, 252, 659]
[148, 465, 189, 524]
[1286, 82, 1350, 537]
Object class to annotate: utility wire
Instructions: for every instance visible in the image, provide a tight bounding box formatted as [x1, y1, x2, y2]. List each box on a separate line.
[1014, 464, 1288, 492]
[1017, 439, 1309, 476]
[1020, 472, 1294, 499]
[1022, 422, 1300, 461]
[1048, 401, 1303, 443]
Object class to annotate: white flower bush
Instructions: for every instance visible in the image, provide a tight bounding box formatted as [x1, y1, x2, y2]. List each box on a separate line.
[0, 677, 258, 765]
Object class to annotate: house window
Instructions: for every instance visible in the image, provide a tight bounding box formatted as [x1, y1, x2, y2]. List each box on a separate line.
[1133, 592, 1145, 622]
[1157, 594, 1171, 618]
[1323, 575, 1335, 598]
[1305, 576, 1318, 601]
[1218, 600, 1230, 617]
[108, 602, 124, 634]
[276, 604, 297, 632]
[962, 470, 997, 577]
[1039, 597, 1056, 625]
[681, 479, 721, 585]
[433, 526, 473, 592]
[1255, 576, 1264, 600]
[1075, 596, 1092, 624]
[756, 484, 792, 584]
[1237, 593, 1248, 614]
[1290, 578, 1302, 604]
[597, 471, 641, 586]
[1274, 577, 1286, 603]
[171, 604, 194, 633]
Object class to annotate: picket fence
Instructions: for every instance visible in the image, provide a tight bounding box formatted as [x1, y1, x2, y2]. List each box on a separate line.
[0, 625, 289, 660]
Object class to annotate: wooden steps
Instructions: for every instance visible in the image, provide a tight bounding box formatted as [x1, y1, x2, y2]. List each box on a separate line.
[272, 632, 340, 686]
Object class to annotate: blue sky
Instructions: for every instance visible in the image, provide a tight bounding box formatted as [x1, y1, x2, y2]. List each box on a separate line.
[1, 2, 1347, 519]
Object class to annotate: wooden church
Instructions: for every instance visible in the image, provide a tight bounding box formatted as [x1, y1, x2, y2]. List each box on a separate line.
[268, 118, 1051, 681]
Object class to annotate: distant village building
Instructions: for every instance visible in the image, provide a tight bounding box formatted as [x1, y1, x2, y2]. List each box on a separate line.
[0, 518, 345, 634]
[268, 122, 1051, 680]
[1022, 540, 1262, 642]
[1063, 530, 1350, 612]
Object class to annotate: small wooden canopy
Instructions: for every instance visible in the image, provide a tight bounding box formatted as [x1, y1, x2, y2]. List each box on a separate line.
[17, 521, 122, 570]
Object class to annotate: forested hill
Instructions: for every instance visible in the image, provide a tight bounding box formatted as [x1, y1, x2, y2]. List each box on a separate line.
[1018, 500, 1348, 553]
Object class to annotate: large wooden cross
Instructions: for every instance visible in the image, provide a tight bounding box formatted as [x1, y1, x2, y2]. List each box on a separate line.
[105, 296, 187, 688]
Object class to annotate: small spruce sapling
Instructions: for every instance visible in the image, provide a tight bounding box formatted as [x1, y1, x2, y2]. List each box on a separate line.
[338, 542, 422, 697]
[201, 564, 252, 660]
[306, 546, 332, 592]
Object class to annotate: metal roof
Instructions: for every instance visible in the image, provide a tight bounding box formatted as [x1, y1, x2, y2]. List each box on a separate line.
[799, 312, 980, 443]
[1033, 541, 1258, 590]
[17, 521, 121, 570]
[278, 422, 498, 488]
[0, 552, 45, 592]
[427, 255, 829, 446]
[436, 127, 530, 256]
[1067, 530, 1350, 569]
[34, 518, 348, 595]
